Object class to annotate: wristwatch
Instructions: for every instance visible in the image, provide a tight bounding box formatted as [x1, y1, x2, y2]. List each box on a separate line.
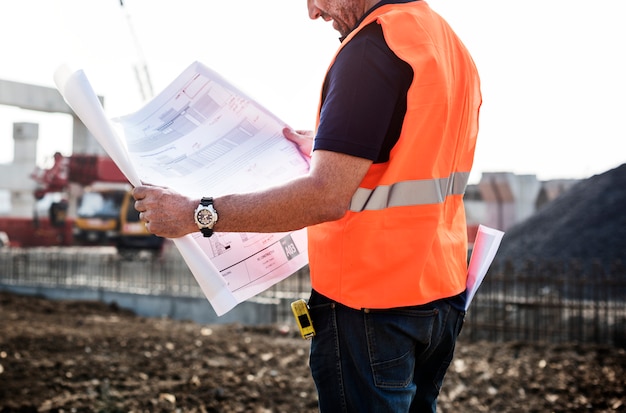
[194, 197, 219, 237]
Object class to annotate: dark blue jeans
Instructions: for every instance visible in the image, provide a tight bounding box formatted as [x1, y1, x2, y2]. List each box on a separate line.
[307, 289, 465, 413]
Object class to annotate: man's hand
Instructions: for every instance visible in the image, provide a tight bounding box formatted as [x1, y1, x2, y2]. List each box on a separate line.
[132, 185, 197, 239]
[283, 128, 314, 159]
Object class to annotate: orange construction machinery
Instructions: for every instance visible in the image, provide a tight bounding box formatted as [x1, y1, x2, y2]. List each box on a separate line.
[23, 153, 163, 251]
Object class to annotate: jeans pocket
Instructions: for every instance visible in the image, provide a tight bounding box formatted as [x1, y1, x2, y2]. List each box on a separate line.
[365, 308, 437, 389]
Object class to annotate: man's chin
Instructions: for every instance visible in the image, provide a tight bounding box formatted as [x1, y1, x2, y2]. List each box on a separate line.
[332, 21, 348, 37]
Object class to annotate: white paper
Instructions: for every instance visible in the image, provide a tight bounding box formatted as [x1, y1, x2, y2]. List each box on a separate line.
[53, 65, 142, 186]
[54, 61, 310, 316]
[465, 225, 505, 310]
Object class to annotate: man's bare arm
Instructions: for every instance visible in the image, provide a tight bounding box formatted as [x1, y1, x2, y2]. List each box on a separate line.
[132, 149, 372, 238]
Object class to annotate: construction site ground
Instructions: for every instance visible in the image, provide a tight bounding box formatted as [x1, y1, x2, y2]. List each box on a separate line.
[1, 291, 625, 413]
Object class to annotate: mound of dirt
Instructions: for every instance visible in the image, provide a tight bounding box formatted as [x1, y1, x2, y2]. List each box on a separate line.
[1, 291, 625, 412]
[496, 163, 626, 264]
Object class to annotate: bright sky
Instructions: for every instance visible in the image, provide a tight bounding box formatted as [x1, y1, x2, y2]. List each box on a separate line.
[1, 0, 625, 184]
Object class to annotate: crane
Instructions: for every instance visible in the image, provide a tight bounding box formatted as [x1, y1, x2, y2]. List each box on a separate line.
[119, 0, 154, 101]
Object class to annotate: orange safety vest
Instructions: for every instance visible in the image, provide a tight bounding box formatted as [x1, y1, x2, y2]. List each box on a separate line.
[308, 2, 482, 309]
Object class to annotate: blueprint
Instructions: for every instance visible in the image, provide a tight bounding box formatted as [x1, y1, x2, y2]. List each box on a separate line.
[465, 225, 505, 310]
[54, 62, 310, 316]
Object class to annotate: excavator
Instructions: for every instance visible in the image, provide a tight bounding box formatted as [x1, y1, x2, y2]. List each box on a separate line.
[31, 153, 163, 251]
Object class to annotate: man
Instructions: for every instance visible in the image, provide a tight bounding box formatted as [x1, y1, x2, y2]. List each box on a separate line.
[133, 0, 481, 411]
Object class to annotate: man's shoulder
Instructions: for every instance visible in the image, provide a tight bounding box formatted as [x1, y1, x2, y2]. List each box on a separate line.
[347, 21, 386, 46]
[335, 22, 390, 65]
[334, 22, 410, 77]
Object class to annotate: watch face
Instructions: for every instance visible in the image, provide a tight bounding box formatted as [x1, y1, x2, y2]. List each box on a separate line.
[197, 209, 212, 225]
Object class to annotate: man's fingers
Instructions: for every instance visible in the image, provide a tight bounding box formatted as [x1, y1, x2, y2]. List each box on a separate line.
[283, 127, 313, 141]
[132, 186, 147, 200]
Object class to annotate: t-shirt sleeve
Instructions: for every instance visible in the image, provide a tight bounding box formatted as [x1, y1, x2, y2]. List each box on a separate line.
[313, 23, 413, 162]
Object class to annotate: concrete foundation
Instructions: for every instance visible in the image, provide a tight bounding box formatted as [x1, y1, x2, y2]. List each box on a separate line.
[1, 284, 277, 326]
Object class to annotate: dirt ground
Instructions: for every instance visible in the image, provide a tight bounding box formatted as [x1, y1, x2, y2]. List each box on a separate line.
[1, 291, 625, 413]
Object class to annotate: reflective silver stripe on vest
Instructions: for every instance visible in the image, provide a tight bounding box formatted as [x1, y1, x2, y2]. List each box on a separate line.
[349, 172, 470, 212]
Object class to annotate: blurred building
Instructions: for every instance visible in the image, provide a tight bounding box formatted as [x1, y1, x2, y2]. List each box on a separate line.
[0, 79, 104, 218]
[465, 172, 579, 236]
